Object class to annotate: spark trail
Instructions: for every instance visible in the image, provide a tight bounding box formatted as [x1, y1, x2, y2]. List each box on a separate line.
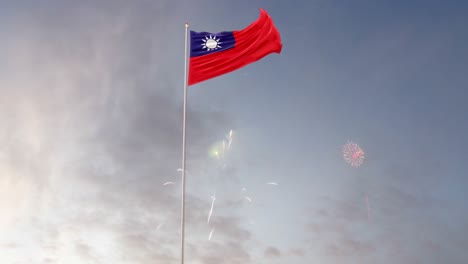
[207, 194, 216, 224]
[208, 228, 214, 240]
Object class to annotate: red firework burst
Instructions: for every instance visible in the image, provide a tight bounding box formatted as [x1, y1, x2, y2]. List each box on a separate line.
[343, 141, 365, 167]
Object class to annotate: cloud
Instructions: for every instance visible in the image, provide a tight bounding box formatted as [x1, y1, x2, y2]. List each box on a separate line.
[264, 246, 281, 258]
[289, 248, 305, 257]
[324, 238, 375, 258]
[195, 241, 251, 264]
[304, 168, 468, 264]
[0, 1, 251, 263]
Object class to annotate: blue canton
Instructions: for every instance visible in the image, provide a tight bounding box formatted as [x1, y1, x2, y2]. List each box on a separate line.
[190, 30, 236, 57]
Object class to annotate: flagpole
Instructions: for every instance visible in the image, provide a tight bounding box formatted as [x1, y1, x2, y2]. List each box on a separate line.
[180, 22, 189, 264]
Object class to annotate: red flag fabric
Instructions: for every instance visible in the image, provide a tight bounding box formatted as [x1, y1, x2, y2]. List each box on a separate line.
[188, 9, 282, 86]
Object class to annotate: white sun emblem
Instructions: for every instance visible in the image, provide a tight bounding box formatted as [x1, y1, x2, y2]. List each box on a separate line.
[201, 35, 222, 51]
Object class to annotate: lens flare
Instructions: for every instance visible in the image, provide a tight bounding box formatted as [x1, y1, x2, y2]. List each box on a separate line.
[208, 129, 235, 160]
[208, 142, 223, 159]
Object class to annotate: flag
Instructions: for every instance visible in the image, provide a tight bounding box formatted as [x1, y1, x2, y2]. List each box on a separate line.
[188, 8, 282, 86]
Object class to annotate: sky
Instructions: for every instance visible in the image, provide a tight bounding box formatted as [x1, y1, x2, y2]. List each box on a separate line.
[1, 0, 468, 263]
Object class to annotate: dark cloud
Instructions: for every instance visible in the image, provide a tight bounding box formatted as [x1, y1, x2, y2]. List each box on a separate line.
[289, 248, 305, 257]
[209, 216, 252, 241]
[195, 241, 251, 264]
[264, 246, 281, 258]
[324, 238, 376, 258]
[75, 242, 99, 262]
[304, 170, 468, 264]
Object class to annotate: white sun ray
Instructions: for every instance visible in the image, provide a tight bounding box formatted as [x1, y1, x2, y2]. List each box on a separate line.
[201, 35, 222, 51]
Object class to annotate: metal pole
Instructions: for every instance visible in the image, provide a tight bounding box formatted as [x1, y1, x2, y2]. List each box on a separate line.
[180, 22, 189, 264]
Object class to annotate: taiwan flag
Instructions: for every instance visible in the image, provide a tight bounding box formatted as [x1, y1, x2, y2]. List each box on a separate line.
[188, 9, 282, 86]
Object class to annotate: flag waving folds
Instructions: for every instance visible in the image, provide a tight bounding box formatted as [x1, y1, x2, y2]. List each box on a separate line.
[188, 9, 282, 86]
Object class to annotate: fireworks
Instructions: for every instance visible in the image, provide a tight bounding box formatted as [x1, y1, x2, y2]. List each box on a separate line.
[163, 181, 174, 186]
[207, 194, 216, 224]
[342, 141, 369, 224]
[208, 228, 214, 240]
[342, 141, 365, 167]
[177, 168, 193, 177]
[209, 130, 235, 160]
